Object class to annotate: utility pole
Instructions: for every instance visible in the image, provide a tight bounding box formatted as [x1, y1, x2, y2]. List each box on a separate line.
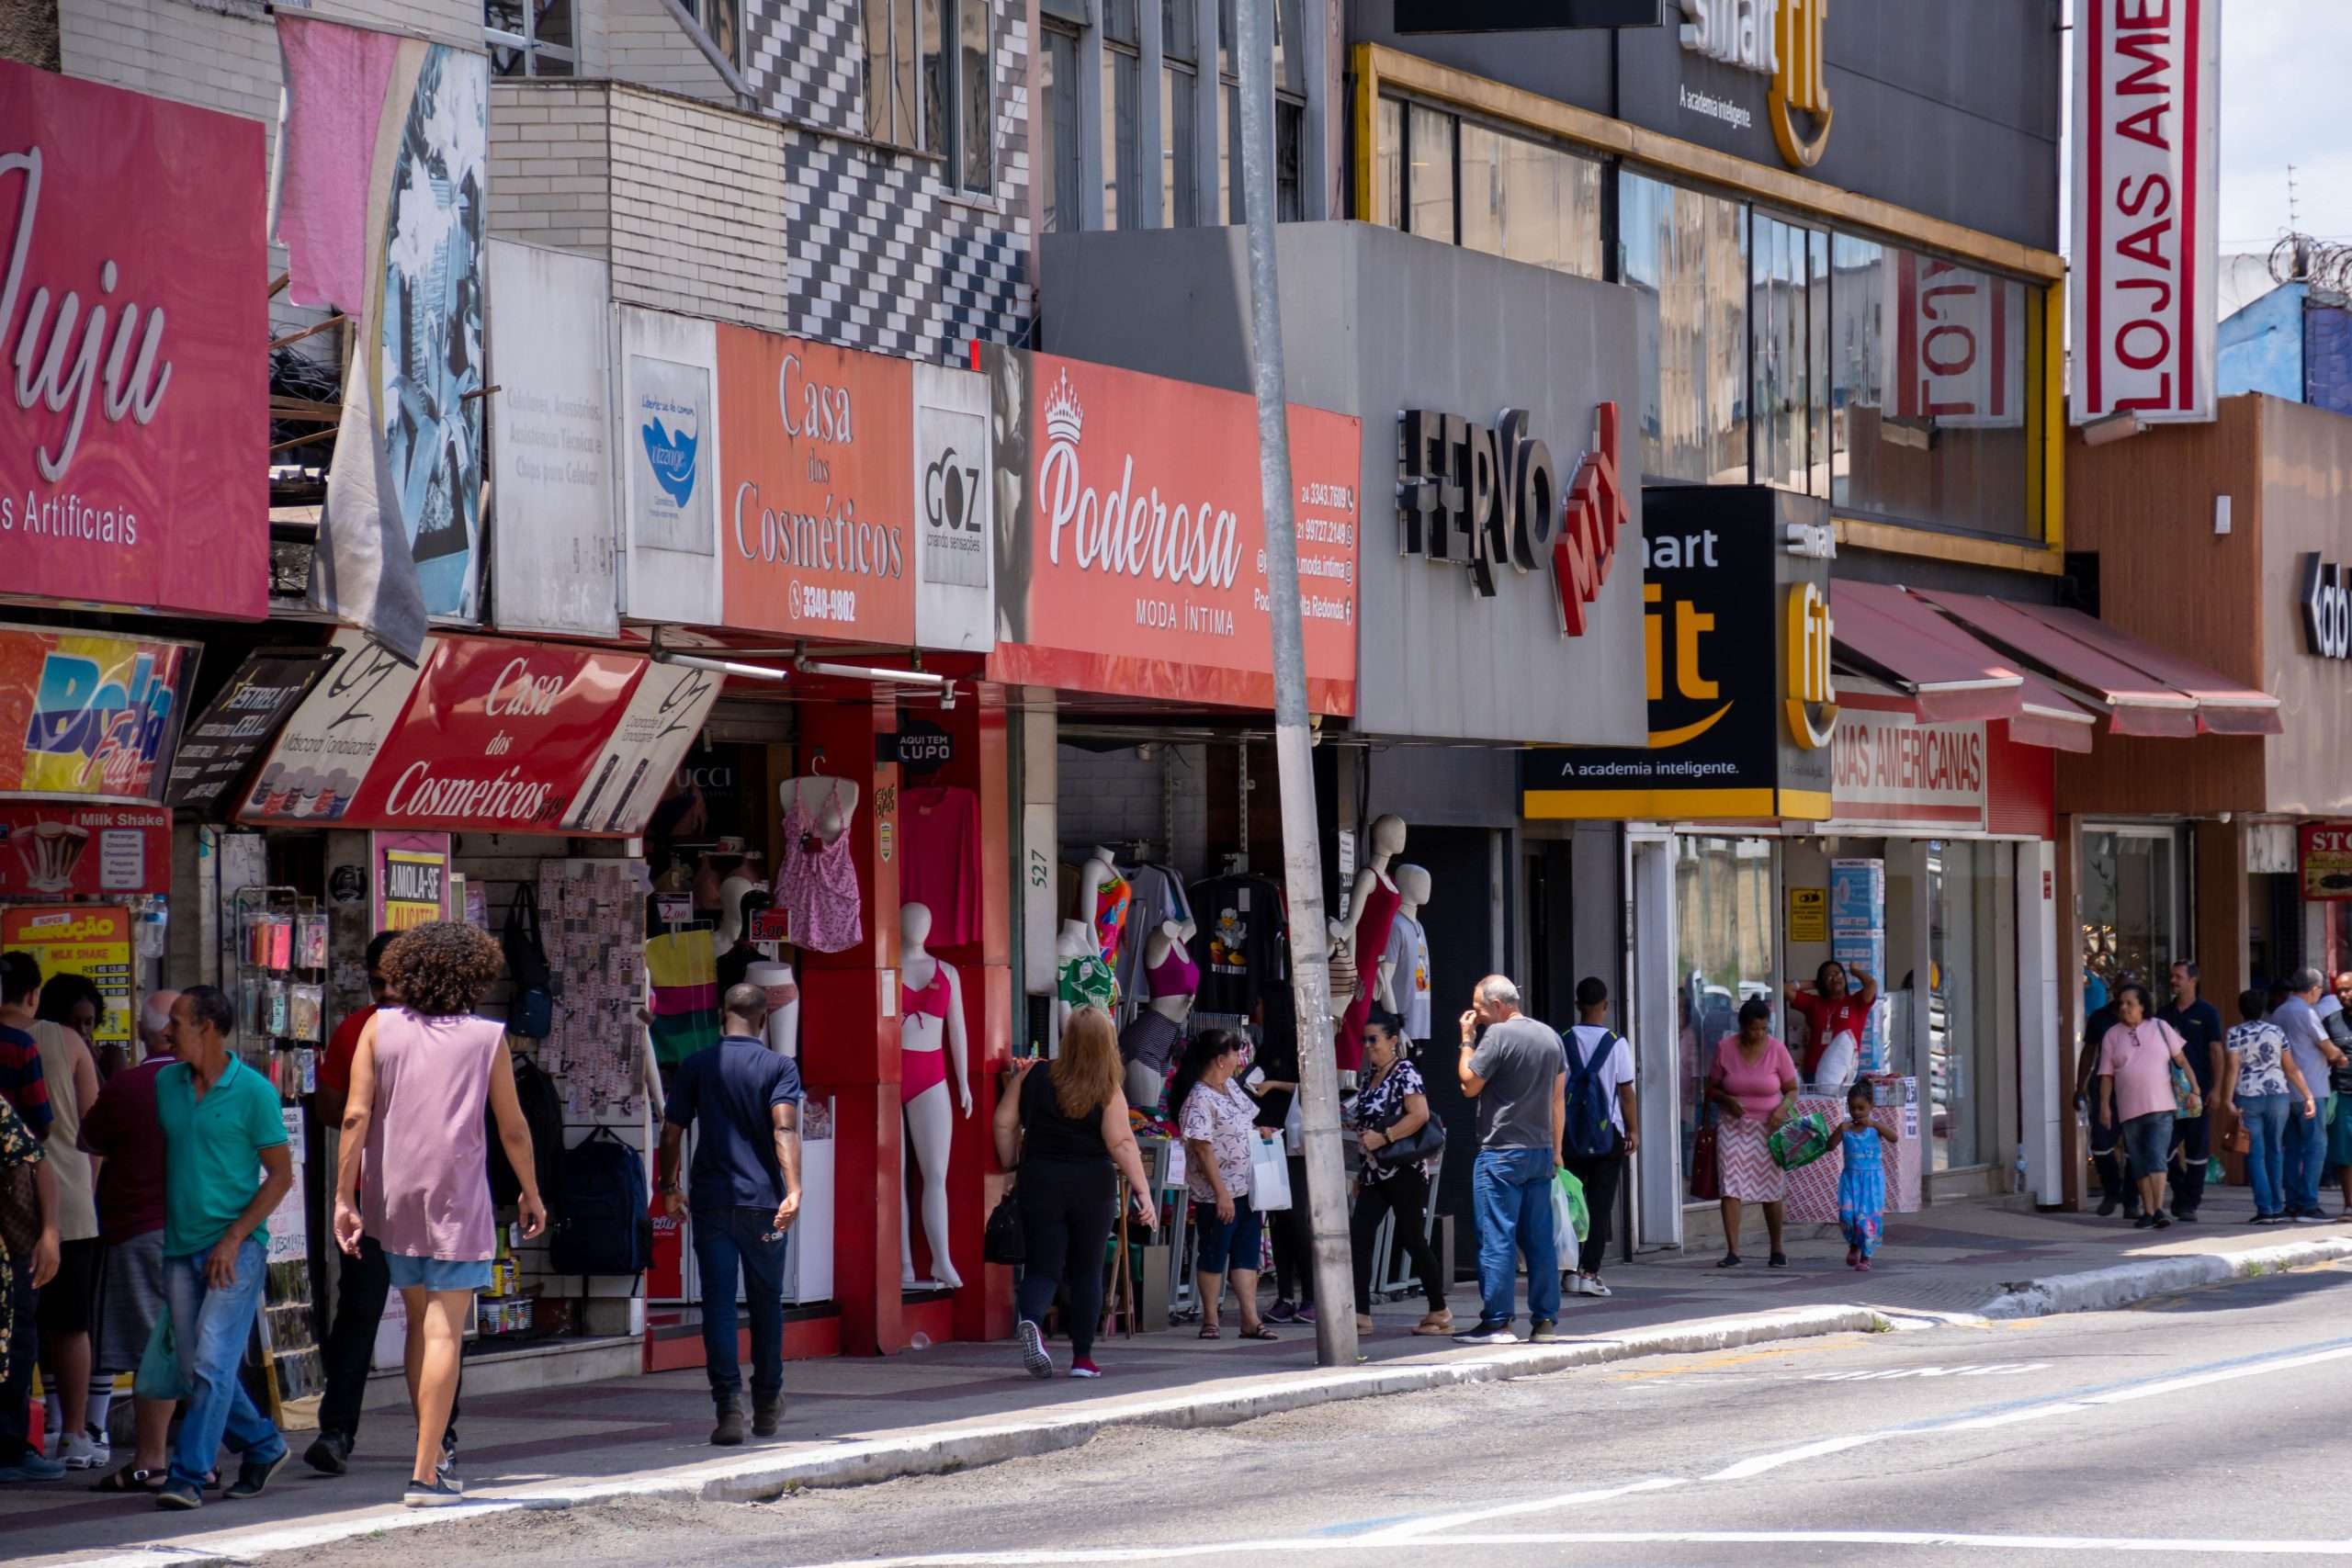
[1236, 0, 1354, 1369]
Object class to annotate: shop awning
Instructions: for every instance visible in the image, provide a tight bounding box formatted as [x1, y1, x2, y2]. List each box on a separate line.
[1829, 580, 2025, 723]
[1914, 592, 2282, 738]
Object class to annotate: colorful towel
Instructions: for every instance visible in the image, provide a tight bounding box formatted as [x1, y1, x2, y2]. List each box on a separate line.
[644, 929, 720, 1066]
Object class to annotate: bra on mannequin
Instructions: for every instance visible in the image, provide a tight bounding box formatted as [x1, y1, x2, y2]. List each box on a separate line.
[1147, 945, 1200, 999]
[902, 967, 952, 1022]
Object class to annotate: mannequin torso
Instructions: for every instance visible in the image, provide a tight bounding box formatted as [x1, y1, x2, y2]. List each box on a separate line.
[1335, 815, 1408, 1072]
[1076, 847, 1132, 976]
[899, 902, 968, 1290]
[1056, 918, 1114, 1031]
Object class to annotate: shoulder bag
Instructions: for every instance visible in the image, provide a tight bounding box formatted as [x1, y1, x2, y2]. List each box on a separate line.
[983, 1187, 1026, 1265]
[503, 884, 557, 1040]
[1689, 1101, 1723, 1201]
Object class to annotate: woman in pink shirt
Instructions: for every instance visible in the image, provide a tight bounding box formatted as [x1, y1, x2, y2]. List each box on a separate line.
[2098, 982, 2196, 1231]
[1704, 998, 1800, 1269]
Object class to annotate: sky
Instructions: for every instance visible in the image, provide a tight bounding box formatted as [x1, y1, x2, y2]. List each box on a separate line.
[2214, 3, 2352, 251]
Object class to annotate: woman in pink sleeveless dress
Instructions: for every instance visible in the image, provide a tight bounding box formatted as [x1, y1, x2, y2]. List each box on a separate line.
[333, 922, 548, 1507]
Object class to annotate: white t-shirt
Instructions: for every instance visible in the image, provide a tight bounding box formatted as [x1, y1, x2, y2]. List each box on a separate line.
[1567, 1023, 1635, 1134]
[1383, 912, 1432, 1040]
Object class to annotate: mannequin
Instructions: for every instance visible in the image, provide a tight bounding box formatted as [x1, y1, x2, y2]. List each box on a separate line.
[1073, 846, 1133, 989]
[1056, 919, 1114, 1032]
[1383, 863, 1434, 1043]
[1334, 815, 1407, 1072]
[1121, 919, 1197, 1111]
[778, 771, 862, 953]
[779, 772, 860, 840]
[899, 902, 970, 1291]
[717, 873, 763, 948]
[745, 958, 800, 1057]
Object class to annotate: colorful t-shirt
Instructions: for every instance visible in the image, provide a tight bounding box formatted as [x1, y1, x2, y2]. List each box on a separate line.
[1383, 913, 1432, 1040]
[1058, 953, 1115, 1015]
[155, 1055, 289, 1258]
[1179, 1078, 1258, 1203]
[2226, 1019, 2292, 1099]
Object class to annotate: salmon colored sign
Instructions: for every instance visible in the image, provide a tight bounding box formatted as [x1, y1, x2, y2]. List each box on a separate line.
[717, 328, 917, 642]
[984, 350, 1360, 714]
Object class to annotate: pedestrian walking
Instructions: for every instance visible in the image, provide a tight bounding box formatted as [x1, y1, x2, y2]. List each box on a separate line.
[1705, 998, 1799, 1269]
[28, 973, 104, 1470]
[1453, 975, 1566, 1345]
[332, 923, 547, 1507]
[1172, 1028, 1276, 1341]
[2098, 982, 2196, 1231]
[2074, 978, 2136, 1218]
[77, 1006, 181, 1495]
[1836, 1083, 1898, 1269]
[1560, 977, 1638, 1300]
[2221, 988, 2314, 1224]
[2330, 973, 2352, 1218]
[658, 983, 807, 1438]
[153, 986, 294, 1510]
[991, 1007, 1157, 1380]
[2157, 962, 2225, 1222]
[0, 951, 59, 1485]
[2268, 970, 2346, 1224]
[1349, 1014, 1448, 1337]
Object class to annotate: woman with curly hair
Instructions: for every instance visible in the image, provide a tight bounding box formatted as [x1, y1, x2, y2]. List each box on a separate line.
[333, 921, 547, 1507]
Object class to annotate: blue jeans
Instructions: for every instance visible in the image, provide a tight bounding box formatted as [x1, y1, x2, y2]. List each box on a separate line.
[164, 1238, 284, 1488]
[2284, 1096, 2328, 1214]
[2241, 1094, 2290, 1216]
[693, 1207, 786, 1411]
[1472, 1147, 1560, 1328]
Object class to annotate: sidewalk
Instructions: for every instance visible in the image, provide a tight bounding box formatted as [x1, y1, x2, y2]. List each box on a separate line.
[9, 1185, 2350, 1568]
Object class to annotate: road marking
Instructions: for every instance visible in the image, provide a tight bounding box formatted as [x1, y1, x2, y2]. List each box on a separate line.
[1804, 1361, 2052, 1381]
[1350, 1476, 1684, 1541]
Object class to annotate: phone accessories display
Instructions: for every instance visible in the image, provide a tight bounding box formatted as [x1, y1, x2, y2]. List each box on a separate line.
[229, 886, 327, 1102]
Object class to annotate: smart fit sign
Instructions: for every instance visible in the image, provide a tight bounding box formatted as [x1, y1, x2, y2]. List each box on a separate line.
[1678, 0, 1832, 169]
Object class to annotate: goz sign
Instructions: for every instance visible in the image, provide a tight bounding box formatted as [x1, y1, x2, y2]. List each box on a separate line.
[2301, 553, 2349, 660]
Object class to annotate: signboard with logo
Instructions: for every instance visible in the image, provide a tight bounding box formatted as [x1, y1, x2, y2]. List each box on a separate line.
[982, 348, 1362, 713]
[487, 241, 619, 637]
[2301, 554, 2349, 661]
[0, 802, 169, 897]
[717, 328, 917, 643]
[618, 307, 722, 626]
[0, 625, 193, 800]
[2070, 0, 2219, 424]
[1396, 0, 1662, 29]
[1883, 253, 2025, 430]
[0, 63, 268, 621]
[1830, 698, 1986, 831]
[373, 831, 453, 931]
[2, 905, 135, 1051]
[1522, 485, 1832, 819]
[1676, 0, 1832, 168]
[240, 629, 720, 837]
[164, 649, 340, 816]
[912, 362, 995, 652]
[2300, 823, 2352, 902]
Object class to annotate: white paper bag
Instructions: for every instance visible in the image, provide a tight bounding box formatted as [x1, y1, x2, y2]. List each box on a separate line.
[1249, 1133, 1293, 1212]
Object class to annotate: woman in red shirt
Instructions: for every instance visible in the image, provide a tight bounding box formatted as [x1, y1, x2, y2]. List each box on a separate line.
[1786, 962, 1879, 1088]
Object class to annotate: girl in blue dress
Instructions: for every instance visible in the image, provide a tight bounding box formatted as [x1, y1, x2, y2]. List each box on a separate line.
[1838, 1082, 1898, 1270]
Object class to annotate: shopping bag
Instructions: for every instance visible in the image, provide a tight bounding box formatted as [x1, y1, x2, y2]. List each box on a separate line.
[1249, 1133, 1294, 1212]
[1689, 1107, 1723, 1201]
[1552, 1166, 1589, 1249]
[1811, 1031, 1858, 1092]
[134, 1315, 187, 1403]
[1768, 1111, 1838, 1171]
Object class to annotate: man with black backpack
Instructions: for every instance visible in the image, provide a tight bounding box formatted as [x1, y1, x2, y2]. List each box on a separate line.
[1561, 977, 1639, 1301]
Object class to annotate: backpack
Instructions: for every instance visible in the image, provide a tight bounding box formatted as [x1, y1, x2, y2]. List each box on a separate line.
[1561, 1029, 1622, 1160]
[503, 885, 557, 1040]
[548, 1125, 652, 1279]
[487, 1055, 566, 1208]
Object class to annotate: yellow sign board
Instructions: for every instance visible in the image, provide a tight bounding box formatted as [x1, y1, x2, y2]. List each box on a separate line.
[1788, 886, 1828, 943]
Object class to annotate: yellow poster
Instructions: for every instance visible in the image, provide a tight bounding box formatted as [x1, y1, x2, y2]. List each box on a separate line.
[1, 905, 134, 1049]
[1788, 886, 1828, 943]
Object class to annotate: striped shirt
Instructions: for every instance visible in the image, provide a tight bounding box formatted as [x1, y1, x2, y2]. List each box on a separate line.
[0, 1023, 51, 1140]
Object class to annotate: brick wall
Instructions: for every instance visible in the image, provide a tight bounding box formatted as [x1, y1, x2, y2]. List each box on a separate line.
[2307, 300, 2352, 418]
[593, 0, 737, 103]
[485, 83, 616, 257]
[1056, 743, 1211, 879]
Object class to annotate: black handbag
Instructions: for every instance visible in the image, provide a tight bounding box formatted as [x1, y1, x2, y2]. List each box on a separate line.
[1373, 1117, 1446, 1167]
[983, 1187, 1026, 1265]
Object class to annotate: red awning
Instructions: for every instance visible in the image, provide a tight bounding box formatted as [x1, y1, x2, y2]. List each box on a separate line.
[1915, 592, 2281, 738]
[2009, 669, 2098, 753]
[1829, 580, 2024, 723]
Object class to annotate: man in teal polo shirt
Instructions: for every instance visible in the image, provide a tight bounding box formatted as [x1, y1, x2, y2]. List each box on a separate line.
[153, 987, 294, 1511]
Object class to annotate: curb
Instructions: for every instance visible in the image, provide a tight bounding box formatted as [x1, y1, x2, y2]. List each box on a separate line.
[1976, 1235, 2352, 1318]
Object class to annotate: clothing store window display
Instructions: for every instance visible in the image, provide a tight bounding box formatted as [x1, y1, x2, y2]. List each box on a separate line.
[1056, 920, 1115, 1032]
[1075, 847, 1134, 1004]
[899, 904, 972, 1290]
[1118, 920, 1197, 1116]
[1381, 866, 1435, 1044]
[1333, 816, 1409, 1075]
[777, 773, 862, 954]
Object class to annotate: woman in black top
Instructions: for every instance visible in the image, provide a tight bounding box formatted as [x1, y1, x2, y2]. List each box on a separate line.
[1351, 1014, 1450, 1336]
[992, 1007, 1157, 1380]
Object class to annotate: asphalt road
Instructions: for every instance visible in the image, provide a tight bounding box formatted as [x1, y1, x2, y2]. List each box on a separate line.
[283, 1264, 2352, 1568]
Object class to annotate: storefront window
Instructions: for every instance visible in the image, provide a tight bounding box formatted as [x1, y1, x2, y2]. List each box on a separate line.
[1750, 213, 1821, 495]
[1619, 170, 1749, 486]
[1457, 120, 1603, 279]
[1408, 103, 1456, 243]
[1674, 835, 1777, 1196]
[1927, 841, 2014, 1171]
[2080, 829, 2181, 1008]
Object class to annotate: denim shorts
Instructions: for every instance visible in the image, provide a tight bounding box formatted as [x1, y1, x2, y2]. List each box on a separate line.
[2120, 1111, 2175, 1178]
[385, 1253, 493, 1292]
[1193, 1196, 1263, 1274]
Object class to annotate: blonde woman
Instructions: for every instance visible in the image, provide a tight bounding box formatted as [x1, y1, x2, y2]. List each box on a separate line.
[992, 1008, 1156, 1381]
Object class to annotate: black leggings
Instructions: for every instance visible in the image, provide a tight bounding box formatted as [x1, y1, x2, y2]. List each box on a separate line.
[1271, 1153, 1314, 1305]
[1564, 1142, 1625, 1275]
[1015, 1159, 1117, 1359]
[1351, 1165, 1446, 1314]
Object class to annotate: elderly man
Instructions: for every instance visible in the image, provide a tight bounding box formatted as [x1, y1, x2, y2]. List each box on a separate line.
[1453, 976, 1566, 1346]
[2273, 970, 2349, 1224]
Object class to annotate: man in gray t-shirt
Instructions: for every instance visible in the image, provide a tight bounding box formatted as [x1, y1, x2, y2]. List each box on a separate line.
[1454, 976, 1566, 1343]
[2270, 970, 2347, 1219]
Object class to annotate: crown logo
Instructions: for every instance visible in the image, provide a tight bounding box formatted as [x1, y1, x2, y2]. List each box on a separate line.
[1043, 369, 1085, 446]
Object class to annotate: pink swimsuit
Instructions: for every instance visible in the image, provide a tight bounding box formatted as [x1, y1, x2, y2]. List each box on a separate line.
[902, 967, 952, 1099]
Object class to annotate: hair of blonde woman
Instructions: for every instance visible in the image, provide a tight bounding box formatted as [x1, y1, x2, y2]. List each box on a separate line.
[1052, 1006, 1124, 1120]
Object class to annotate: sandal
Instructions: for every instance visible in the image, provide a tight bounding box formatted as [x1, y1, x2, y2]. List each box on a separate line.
[91, 1465, 165, 1495]
[1237, 1324, 1280, 1340]
[1198, 1325, 1222, 1339]
[1412, 1311, 1455, 1336]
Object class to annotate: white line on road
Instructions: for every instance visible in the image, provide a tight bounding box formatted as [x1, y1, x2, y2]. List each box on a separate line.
[1349, 1476, 1685, 1541]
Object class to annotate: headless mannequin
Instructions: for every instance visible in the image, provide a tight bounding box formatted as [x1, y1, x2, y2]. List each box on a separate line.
[1335, 815, 1407, 1074]
[779, 773, 860, 841]
[899, 903, 970, 1290]
[1074, 846, 1130, 971]
[1381, 863, 1431, 1016]
[1054, 919, 1102, 1033]
[717, 874, 760, 948]
[745, 959, 800, 1057]
[1128, 919, 1197, 1109]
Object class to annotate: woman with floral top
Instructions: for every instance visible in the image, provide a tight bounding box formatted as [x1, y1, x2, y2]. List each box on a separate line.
[1171, 1029, 1276, 1341]
[1350, 1014, 1448, 1336]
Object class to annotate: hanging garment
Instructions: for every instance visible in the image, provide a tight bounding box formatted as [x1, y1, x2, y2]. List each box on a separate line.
[1059, 952, 1116, 1015]
[644, 928, 721, 1066]
[1092, 865, 1132, 967]
[1336, 873, 1403, 1073]
[1114, 864, 1194, 1023]
[1189, 874, 1289, 1016]
[1383, 910, 1433, 1041]
[1146, 942, 1201, 1001]
[780, 782, 862, 953]
[899, 785, 980, 945]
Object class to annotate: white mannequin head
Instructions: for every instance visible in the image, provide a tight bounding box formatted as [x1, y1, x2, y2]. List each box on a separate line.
[718, 874, 763, 947]
[902, 901, 934, 953]
[1396, 863, 1431, 910]
[1369, 814, 1407, 861]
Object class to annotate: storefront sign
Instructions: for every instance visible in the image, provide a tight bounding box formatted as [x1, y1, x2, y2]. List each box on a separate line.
[2301, 554, 2349, 660]
[912, 362, 994, 652]
[487, 240, 619, 638]
[1677, 0, 1832, 168]
[1, 904, 134, 1050]
[0, 625, 193, 800]
[619, 308, 722, 627]
[1397, 0, 1663, 30]
[1831, 703, 1987, 830]
[2071, 0, 2219, 423]
[1885, 254, 2025, 429]
[373, 831, 452, 931]
[0, 64, 268, 620]
[718, 330, 917, 643]
[2299, 823, 2352, 901]
[1522, 486, 1832, 819]
[0, 802, 168, 897]
[242, 630, 721, 837]
[164, 649, 339, 815]
[984, 349, 1362, 713]
[1788, 885, 1826, 942]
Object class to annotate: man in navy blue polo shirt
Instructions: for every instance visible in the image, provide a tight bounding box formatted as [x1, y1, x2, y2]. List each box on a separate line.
[2160, 961, 2225, 1223]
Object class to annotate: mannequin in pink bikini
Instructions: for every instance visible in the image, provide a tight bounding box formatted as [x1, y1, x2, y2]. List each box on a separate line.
[899, 902, 970, 1290]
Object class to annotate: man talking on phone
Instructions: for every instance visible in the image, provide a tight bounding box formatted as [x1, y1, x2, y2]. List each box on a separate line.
[659, 984, 803, 1447]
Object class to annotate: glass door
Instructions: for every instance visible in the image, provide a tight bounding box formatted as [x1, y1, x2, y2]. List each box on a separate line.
[1673, 833, 1781, 1206]
[2079, 827, 2185, 1010]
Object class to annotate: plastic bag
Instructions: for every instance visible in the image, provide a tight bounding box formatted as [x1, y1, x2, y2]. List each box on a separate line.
[1552, 1166, 1589, 1251]
[1249, 1133, 1294, 1213]
[1769, 1111, 1839, 1170]
[135, 1315, 187, 1403]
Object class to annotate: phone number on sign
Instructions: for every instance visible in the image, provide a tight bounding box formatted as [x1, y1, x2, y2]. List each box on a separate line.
[790, 582, 858, 623]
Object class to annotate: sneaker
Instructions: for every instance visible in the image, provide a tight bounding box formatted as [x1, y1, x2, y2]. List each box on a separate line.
[1265, 1300, 1299, 1324]
[1017, 1319, 1055, 1380]
[1564, 1272, 1591, 1297]
[710, 1408, 745, 1447]
[304, 1430, 353, 1477]
[2295, 1211, 2330, 1224]
[2132, 1214, 2157, 1229]
[221, 1450, 289, 1501]
[438, 1429, 458, 1478]
[2151, 1213, 2172, 1230]
[154, 1479, 203, 1510]
[1583, 1276, 1612, 1298]
[1295, 1303, 1318, 1325]
[1452, 1322, 1518, 1345]
[58, 1432, 104, 1472]
[2250, 1212, 2283, 1225]
[752, 1400, 783, 1438]
[2172, 1211, 2199, 1224]
[1069, 1359, 1102, 1379]
[0, 1451, 67, 1484]
[1528, 1319, 1560, 1343]
[2097, 1198, 2120, 1218]
[402, 1477, 464, 1508]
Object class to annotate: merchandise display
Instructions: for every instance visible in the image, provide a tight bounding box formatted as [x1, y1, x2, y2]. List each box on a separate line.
[899, 785, 981, 946]
[899, 902, 970, 1291]
[778, 775, 863, 953]
[540, 858, 655, 1112]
